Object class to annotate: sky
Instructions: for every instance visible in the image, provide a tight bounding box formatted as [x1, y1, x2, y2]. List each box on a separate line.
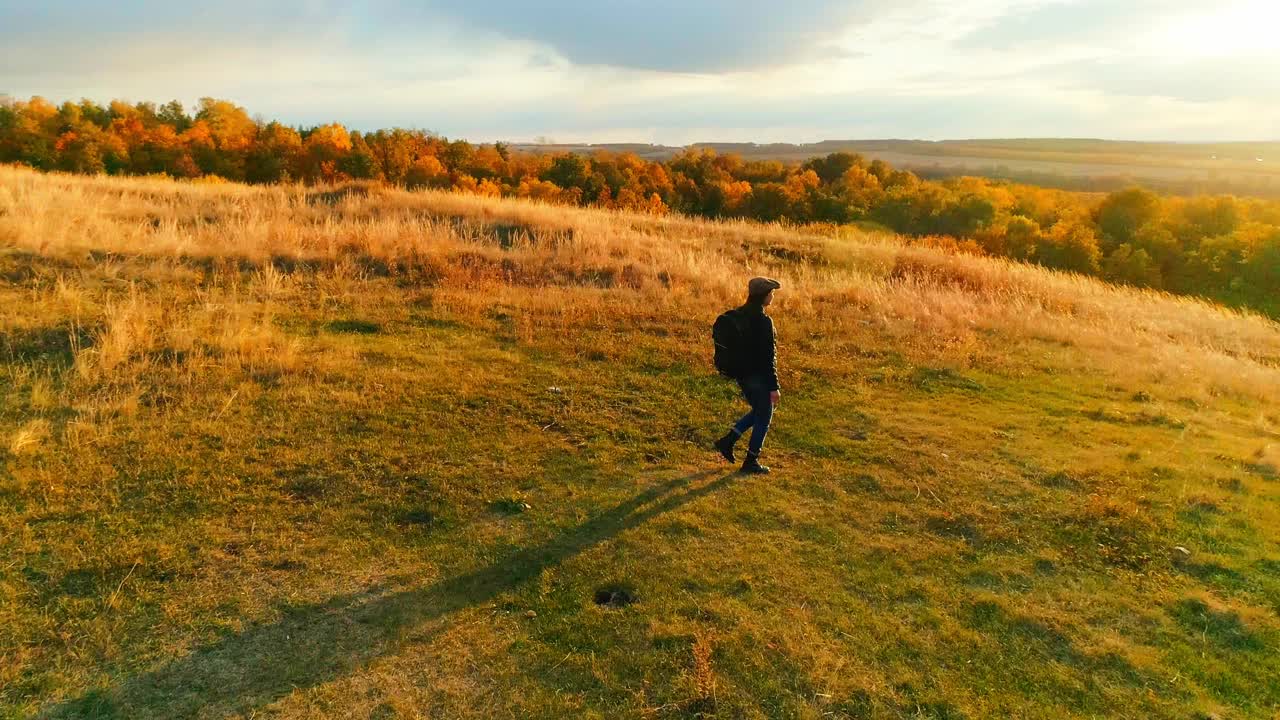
[2, 0, 1278, 144]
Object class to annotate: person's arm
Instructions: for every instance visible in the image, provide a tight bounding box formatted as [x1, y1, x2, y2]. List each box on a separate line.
[764, 316, 780, 394]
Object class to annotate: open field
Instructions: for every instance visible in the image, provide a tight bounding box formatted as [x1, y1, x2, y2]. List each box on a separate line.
[511, 139, 1280, 197]
[3, 165, 1280, 718]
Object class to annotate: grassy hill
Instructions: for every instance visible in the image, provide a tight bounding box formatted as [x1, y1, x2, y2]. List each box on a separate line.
[2, 164, 1280, 719]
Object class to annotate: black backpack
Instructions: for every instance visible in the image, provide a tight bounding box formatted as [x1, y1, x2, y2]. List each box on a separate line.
[712, 308, 747, 379]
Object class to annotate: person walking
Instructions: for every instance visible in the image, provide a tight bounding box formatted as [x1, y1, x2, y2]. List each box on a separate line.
[712, 277, 782, 474]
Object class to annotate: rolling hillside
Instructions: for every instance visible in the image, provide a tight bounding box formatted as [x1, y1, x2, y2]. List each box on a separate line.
[2, 165, 1280, 719]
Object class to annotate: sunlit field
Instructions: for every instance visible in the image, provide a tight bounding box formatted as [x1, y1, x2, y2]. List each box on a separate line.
[3, 165, 1280, 719]
[6, 96, 1280, 320]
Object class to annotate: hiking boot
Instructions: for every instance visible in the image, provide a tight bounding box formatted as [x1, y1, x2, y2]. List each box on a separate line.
[714, 433, 738, 463]
[740, 454, 770, 474]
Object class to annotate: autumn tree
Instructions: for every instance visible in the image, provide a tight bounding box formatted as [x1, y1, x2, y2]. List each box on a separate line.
[246, 122, 302, 183]
[1001, 215, 1042, 261]
[188, 98, 256, 179]
[1241, 227, 1280, 306]
[339, 132, 379, 180]
[55, 126, 106, 174]
[747, 183, 792, 222]
[0, 97, 58, 169]
[364, 129, 421, 185]
[1130, 223, 1182, 288]
[1177, 195, 1240, 240]
[1096, 187, 1161, 248]
[803, 152, 864, 184]
[1038, 213, 1101, 274]
[299, 123, 353, 183]
[404, 155, 446, 189]
[937, 193, 996, 237]
[157, 100, 192, 132]
[441, 139, 474, 171]
[541, 154, 603, 198]
[1104, 244, 1162, 288]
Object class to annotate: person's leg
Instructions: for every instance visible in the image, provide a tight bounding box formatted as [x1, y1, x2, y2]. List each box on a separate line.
[745, 385, 774, 457]
[729, 377, 761, 444]
[716, 381, 756, 462]
[738, 384, 774, 473]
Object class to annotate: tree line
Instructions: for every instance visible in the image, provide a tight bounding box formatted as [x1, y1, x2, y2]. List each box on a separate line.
[3, 96, 1277, 316]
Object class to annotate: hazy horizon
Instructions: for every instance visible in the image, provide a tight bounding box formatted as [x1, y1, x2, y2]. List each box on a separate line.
[7, 92, 1278, 148]
[3, 0, 1278, 144]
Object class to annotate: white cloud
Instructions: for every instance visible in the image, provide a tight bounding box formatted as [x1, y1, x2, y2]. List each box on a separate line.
[1, 0, 1276, 142]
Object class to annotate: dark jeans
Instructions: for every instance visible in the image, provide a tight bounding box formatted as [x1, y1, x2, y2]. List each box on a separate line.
[731, 375, 774, 456]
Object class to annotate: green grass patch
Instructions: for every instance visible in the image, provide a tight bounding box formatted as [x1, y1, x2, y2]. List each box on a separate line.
[4, 207, 1280, 719]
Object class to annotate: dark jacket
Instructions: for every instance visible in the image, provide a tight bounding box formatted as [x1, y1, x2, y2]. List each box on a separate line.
[738, 301, 779, 391]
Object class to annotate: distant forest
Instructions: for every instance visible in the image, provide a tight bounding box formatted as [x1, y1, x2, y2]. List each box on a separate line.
[3, 96, 1278, 316]
[512, 138, 1280, 198]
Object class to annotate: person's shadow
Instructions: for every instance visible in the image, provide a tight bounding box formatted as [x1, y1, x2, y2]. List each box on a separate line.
[46, 469, 738, 719]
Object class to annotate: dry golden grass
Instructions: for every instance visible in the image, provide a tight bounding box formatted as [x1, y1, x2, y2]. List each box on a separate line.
[69, 288, 301, 382]
[4, 163, 1278, 404]
[7, 418, 49, 455]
